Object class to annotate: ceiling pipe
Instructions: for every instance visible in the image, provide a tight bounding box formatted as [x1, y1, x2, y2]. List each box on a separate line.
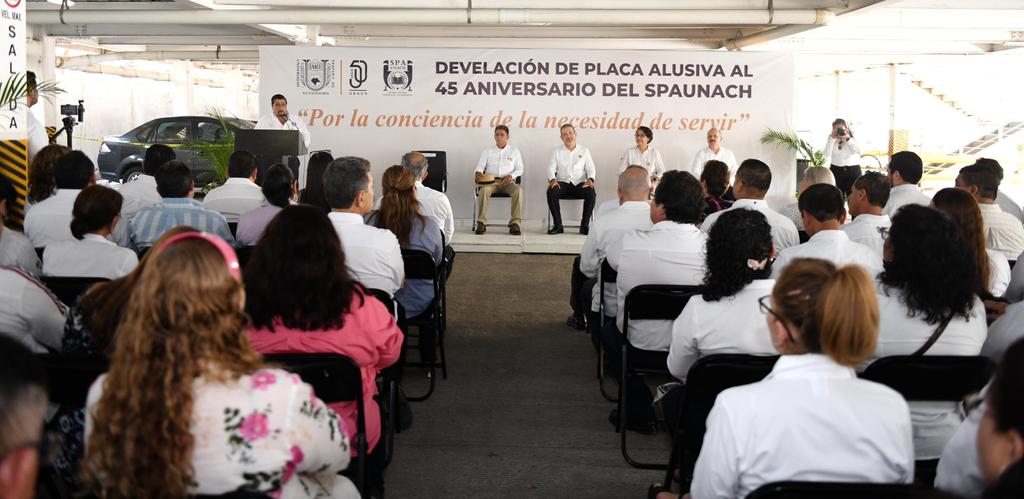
[210, 0, 847, 8]
[58, 50, 259, 68]
[29, 8, 833, 26]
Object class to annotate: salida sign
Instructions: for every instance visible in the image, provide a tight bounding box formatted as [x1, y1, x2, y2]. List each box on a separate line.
[2, 0, 23, 131]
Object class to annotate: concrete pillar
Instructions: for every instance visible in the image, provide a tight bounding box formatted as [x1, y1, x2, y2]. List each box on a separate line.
[171, 60, 195, 115]
[41, 33, 57, 128]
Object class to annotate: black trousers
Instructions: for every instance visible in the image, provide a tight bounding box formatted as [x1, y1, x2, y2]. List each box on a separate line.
[547, 181, 596, 229]
[599, 320, 657, 422]
[569, 256, 597, 320]
[443, 244, 455, 279]
[830, 164, 862, 197]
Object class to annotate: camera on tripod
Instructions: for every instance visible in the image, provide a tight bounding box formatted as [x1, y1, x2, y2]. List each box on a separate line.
[53, 100, 84, 148]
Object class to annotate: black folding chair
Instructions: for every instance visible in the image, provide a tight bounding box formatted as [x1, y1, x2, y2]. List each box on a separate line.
[860, 355, 993, 486]
[419, 150, 447, 193]
[619, 284, 703, 469]
[40, 276, 110, 307]
[597, 259, 618, 402]
[400, 249, 445, 402]
[263, 353, 368, 495]
[228, 222, 239, 238]
[664, 354, 779, 490]
[472, 176, 522, 229]
[797, 230, 810, 244]
[36, 354, 109, 408]
[235, 246, 255, 269]
[745, 481, 915, 499]
[364, 287, 402, 467]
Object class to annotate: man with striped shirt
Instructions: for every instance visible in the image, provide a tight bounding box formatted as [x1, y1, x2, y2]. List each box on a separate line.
[130, 161, 234, 248]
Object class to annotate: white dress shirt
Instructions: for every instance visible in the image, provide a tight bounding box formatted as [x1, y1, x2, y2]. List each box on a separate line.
[771, 230, 883, 279]
[823, 135, 862, 167]
[690, 146, 738, 176]
[1005, 250, 1024, 303]
[255, 113, 312, 149]
[702, 199, 800, 251]
[690, 354, 914, 499]
[935, 399, 986, 499]
[982, 302, 1024, 364]
[578, 201, 652, 316]
[609, 221, 706, 351]
[666, 279, 777, 380]
[547, 144, 596, 185]
[118, 174, 162, 221]
[841, 213, 891, 256]
[202, 178, 266, 224]
[594, 199, 619, 221]
[474, 144, 524, 179]
[872, 288, 987, 459]
[27, 109, 47, 163]
[23, 188, 79, 248]
[42, 233, 138, 280]
[978, 203, 1024, 260]
[995, 190, 1023, 223]
[415, 181, 454, 245]
[327, 212, 404, 295]
[988, 249, 1011, 298]
[618, 146, 666, 180]
[884, 184, 930, 217]
[0, 228, 41, 276]
[0, 267, 66, 353]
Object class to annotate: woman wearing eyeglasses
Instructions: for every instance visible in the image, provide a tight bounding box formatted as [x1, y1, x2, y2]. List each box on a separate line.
[652, 258, 913, 499]
[619, 126, 666, 183]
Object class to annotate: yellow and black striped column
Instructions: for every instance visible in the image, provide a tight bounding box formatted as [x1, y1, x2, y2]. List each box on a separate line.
[0, 139, 29, 230]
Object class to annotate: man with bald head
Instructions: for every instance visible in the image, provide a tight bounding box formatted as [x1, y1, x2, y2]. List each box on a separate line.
[690, 127, 738, 178]
[566, 165, 653, 332]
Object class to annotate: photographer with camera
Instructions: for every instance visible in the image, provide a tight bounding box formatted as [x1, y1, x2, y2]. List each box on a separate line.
[824, 118, 862, 197]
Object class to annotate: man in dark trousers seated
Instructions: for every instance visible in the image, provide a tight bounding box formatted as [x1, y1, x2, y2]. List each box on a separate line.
[546, 124, 597, 235]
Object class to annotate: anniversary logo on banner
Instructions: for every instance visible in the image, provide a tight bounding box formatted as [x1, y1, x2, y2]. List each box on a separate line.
[261, 47, 795, 221]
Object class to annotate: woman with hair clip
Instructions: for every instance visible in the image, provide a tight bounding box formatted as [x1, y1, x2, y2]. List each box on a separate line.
[651, 259, 913, 499]
[619, 126, 667, 182]
[236, 163, 296, 246]
[932, 187, 1010, 298]
[43, 185, 137, 279]
[84, 232, 358, 499]
[824, 118, 862, 197]
[874, 204, 987, 461]
[246, 204, 403, 498]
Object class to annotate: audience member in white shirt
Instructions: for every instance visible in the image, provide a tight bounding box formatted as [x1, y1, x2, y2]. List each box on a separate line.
[702, 158, 800, 251]
[982, 302, 1024, 365]
[546, 124, 597, 235]
[651, 259, 913, 499]
[974, 158, 1024, 223]
[0, 176, 40, 275]
[25, 72, 47, 164]
[235, 164, 295, 247]
[935, 394, 987, 499]
[823, 118, 863, 196]
[323, 156, 404, 296]
[473, 125, 525, 235]
[618, 126, 666, 182]
[119, 144, 175, 223]
[932, 187, 1011, 298]
[202, 151, 266, 224]
[667, 208, 778, 381]
[842, 171, 891, 256]
[772, 184, 882, 278]
[24, 151, 95, 249]
[973, 345, 1024, 498]
[884, 151, 930, 217]
[957, 161, 1024, 261]
[779, 166, 836, 231]
[872, 204, 988, 459]
[0, 266, 66, 353]
[577, 166, 651, 334]
[401, 151, 454, 245]
[690, 128, 737, 177]
[601, 170, 707, 430]
[43, 185, 137, 280]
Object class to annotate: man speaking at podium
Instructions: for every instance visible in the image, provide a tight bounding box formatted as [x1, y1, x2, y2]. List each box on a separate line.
[255, 94, 312, 181]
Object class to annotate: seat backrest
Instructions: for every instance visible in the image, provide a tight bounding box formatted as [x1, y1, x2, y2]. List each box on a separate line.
[745, 481, 914, 499]
[679, 354, 778, 453]
[402, 249, 439, 281]
[40, 276, 110, 307]
[623, 284, 703, 322]
[798, 230, 810, 244]
[36, 354, 109, 408]
[262, 353, 363, 405]
[235, 246, 255, 269]
[600, 259, 618, 284]
[860, 355, 993, 402]
[228, 222, 239, 238]
[366, 287, 399, 319]
[419, 150, 447, 193]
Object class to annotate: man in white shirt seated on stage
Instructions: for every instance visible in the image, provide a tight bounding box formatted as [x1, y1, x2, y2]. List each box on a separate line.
[884, 151, 930, 217]
[957, 161, 1024, 260]
[601, 170, 707, 431]
[702, 158, 799, 251]
[772, 183, 882, 278]
[546, 124, 597, 235]
[255, 94, 311, 150]
[202, 150, 265, 224]
[573, 166, 651, 336]
[324, 156, 404, 296]
[474, 125, 524, 235]
[690, 127, 737, 178]
[842, 171, 891, 255]
[401, 151, 456, 276]
[24, 151, 95, 249]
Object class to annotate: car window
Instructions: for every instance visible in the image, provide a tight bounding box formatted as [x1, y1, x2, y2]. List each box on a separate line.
[154, 121, 191, 144]
[197, 121, 227, 143]
[133, 124, 154, 143]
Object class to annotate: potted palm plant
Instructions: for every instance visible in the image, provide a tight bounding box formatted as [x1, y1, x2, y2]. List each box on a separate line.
[0, 72, 64, 127]
[760, 128, 825, 183]
[194, 107, 253, 192]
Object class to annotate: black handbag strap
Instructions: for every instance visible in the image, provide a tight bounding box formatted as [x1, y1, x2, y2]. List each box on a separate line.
[913, 314, 953, 356]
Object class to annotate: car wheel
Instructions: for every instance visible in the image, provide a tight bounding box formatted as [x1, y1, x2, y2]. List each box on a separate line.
[121, 165, 143, 183]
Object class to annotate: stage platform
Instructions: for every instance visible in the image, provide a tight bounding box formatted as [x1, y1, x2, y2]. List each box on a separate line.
[450, 219, 586, 254]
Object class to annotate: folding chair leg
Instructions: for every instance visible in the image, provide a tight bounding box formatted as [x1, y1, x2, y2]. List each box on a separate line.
[599, 343, 619, 402]
[405, 365, 436, 402]
[439, 328, 448, 380]
[620, 347, 668, 470]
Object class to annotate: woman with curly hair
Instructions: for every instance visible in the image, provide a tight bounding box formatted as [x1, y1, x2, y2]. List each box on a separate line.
[932, 187, 1009, 298]
[25, 144, 70, 208]
[874, 204, 987, 460]
[667, 208, 778, 381]
[83, 232, 357, 499]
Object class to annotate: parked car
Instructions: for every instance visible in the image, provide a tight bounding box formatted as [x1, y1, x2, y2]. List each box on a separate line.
[98, 115, 254, 183]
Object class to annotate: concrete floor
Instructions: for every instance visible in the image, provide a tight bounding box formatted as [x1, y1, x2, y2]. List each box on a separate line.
[386, 253, 668, 499]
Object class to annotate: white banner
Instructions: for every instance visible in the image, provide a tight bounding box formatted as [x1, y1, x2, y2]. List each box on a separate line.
[0, 0, 25, 140]
[259, 47, 795, 222]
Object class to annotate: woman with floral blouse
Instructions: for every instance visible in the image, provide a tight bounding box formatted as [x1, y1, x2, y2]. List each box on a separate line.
[83, 232, 357, 499]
